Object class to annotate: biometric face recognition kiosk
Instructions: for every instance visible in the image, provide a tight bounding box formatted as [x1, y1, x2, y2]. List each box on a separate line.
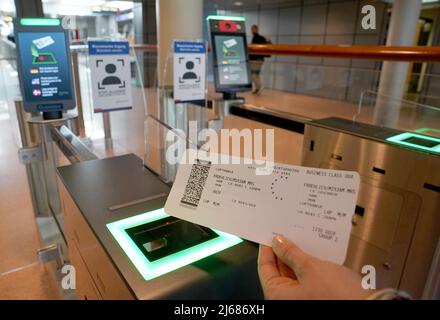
[207, 16, 252, 123]
[208, 15, 252, 100]
[14, 18, 76, 120]
[13, 18, 78, 226]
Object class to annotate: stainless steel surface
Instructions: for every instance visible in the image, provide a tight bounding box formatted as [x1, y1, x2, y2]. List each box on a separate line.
[301, 118, 440, 298]
[15, 99, 40, 146]
[102, 112, 113, 150]
[20, 111, 82, 234]
[108, 193, 168, 211]
[212, 98, 244, 118]
[423, 238, 440, 299]
[15, 99, 51, 217]
[14, 100, 105, 299]
[18, 146, 44, 165]
[38, 122, 63, 220]
[51, 126, 98, 164]
[237, 103, 312, 124]
[57, 154, 262, 299]
[37, 243, 63, 267]
[27, 112, 78, 125]
[209, 98, 244, 130]
[15, 99, 73, 296]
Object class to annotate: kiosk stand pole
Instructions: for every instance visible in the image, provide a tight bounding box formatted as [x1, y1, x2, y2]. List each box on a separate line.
[15, 99, 51, 217]
[222, 92, 238, 101]
[102, 112, 113, 150]
[42, 111, 63, 120]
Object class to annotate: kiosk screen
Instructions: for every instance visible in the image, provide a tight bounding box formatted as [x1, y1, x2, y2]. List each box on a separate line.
[16, 31, 73, 103]
[213, 35, 250, 86]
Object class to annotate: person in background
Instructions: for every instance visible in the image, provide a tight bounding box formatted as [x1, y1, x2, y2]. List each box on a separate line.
[249, 25, 268, 95]
[258, 235, 412, 300]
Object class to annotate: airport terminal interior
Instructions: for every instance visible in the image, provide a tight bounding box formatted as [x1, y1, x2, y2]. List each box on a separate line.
[0, 0, 439, 300]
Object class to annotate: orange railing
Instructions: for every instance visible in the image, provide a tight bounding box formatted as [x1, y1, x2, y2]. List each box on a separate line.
[133, 43, 440, 62]
[132, 44, 158, 52]
[248, 44, 440, 62]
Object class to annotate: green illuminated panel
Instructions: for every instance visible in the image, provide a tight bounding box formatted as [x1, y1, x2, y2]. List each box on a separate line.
[386, 132, 440, 153]
[206, 15, 245, 21]
[20, 18, 61, 26]
[416, 127, 440, 135]
[107, 208, 242, 281]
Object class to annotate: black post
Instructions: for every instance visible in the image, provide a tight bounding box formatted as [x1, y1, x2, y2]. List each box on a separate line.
[42, 111, 63, 120]
[223, 92, 238, 100]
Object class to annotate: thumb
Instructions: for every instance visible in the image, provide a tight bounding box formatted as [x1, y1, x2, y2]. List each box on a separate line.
[271, 235, 311, 279]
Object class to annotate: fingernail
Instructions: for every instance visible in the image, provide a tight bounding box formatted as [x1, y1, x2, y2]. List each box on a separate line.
[272, 235, 284, 247]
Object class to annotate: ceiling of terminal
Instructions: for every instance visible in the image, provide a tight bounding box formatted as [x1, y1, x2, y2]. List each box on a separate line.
[204, 0, 306, 10]
[204, 0, 439, 10]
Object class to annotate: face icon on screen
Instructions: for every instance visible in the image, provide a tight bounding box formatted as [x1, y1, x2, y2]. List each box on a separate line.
[183, 61, 197, 80]
[178, 58, 201, 84]
[102, 63, 122, 85]
[96, 59, 126, 89]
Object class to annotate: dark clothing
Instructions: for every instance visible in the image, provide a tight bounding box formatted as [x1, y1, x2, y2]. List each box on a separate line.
[7, 34, 15, 43]
[252, 33, 267, 44]
[249, 33, 267, 61]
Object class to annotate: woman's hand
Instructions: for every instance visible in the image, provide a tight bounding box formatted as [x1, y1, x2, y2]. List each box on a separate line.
[258, 235, 373, 300]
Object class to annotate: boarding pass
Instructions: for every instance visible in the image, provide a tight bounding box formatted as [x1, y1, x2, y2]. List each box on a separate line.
[165, 149, 360, 264]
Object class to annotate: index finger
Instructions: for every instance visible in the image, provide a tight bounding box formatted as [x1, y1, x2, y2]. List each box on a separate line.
[258, 244, 281, 286]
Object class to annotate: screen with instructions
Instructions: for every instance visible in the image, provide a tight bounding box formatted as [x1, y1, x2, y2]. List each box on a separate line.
[214, 35, 250, 86]
[17, 31, 73, 103]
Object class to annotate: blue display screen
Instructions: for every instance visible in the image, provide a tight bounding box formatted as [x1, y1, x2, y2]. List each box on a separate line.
[17, 32, 72, 103]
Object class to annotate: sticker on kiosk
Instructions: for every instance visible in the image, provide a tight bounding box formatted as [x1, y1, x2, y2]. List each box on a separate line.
[88, 41, 133, 113]
[173, 41, 206, 103]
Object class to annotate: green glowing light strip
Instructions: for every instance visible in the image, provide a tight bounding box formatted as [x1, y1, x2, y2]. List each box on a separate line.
[206, 15, 245, 21]
[386, 132, 440, 153]
[107, 208, 243, 281]
[416, 127, 440, 134]
[20, 18, 61, 26]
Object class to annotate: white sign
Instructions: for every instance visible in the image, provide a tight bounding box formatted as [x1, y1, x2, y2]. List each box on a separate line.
[165, 149, 360, 264]
[173, 41, 206, 103]
[88, 41, 132, 113]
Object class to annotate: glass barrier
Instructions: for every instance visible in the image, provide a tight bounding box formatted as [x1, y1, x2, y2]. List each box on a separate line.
[70, 43, 149, 159]
[143, 40, 209, 183]
[144, 115, 202, 183]
[232, 58, 440, 128]
[355, 90, 440, 136]
[142, 53, 440, 183]
[259, 57, 440, 102]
